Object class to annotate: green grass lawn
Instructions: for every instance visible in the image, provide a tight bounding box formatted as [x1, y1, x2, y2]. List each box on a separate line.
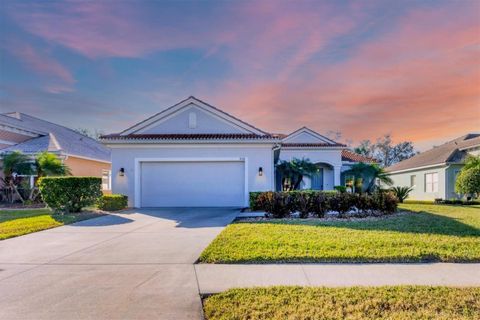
[199, 204, 480, 263]
[0, 209, 102, 240]
[203, 286, 480, 320]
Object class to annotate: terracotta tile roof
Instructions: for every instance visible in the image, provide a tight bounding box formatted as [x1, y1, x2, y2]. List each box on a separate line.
[386, 133, 480, 172]
[341, 150, 376, 163]
[101, 133, 276, 140]
[281, 142, 346, 148]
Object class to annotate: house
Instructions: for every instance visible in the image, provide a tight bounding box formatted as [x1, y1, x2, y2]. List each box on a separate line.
[0, 112, 111, 189]
[386, 134, 480, 200]
[102, 96, 372, 207]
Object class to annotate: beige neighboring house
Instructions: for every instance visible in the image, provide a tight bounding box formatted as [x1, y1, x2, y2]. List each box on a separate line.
[386, 134, 480, 201]
[0, 112, 111, 190]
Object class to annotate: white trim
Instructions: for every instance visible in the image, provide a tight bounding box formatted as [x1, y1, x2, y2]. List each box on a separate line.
[121, 97, 267, 136]
[0, 123, 45, 137]
[387, 163, 446, 174]
[0, 139, 16, 146]
[280, 146, 345, 150]
[282, 127, 337, 144]
[133, 157, 248, 208]
[102, 138, 278, 145]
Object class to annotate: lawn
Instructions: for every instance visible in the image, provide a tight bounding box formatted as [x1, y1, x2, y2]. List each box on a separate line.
[203, 286, 480, 320]
[0, 208, 102, 240]
[199, 204, 480, 263]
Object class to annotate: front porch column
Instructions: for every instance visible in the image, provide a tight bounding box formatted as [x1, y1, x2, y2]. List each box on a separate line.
[333, 165, 341, 187]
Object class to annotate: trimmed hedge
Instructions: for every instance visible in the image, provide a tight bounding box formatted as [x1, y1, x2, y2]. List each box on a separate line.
[97, 194, 128, 211]
[251, 191, 398, 218]
[38, 177, 102, 213]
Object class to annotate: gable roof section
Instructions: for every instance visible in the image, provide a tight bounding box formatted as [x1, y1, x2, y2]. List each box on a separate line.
[280, 127, 345, 148]
[120, 96, 269, 136]
[0, 112, 111, 162]
[282, 127, 339, 144]
[386, 133, 480, 173]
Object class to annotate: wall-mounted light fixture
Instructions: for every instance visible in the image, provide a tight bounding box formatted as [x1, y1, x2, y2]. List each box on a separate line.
[258, 167, 263, 176]
[119, 168, 125, 177]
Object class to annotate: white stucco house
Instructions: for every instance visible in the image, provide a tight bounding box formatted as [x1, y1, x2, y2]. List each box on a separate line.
[386, 133, 480, 201]
[102, 97, 373, 208]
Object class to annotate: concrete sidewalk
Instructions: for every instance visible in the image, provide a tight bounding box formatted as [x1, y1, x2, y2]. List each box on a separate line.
[195, 263, 480, 294]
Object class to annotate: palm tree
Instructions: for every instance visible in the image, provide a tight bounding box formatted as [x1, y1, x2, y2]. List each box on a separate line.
[391, 186, 413, 202]
[1, 151, 34, 203]
[345, 163, 393, 193]
[276, 158, 318, 191]
[36, 152, 71, 177]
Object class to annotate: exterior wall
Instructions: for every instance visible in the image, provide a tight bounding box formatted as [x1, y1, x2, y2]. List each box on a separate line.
[389, 165, 447, 200]
[284, 132, 324, 143]
[445, 164, 464, 199]
[139, 106, 246, 134]
[279, 148, 342, 190]
[64, 156, 111, 177]
[467, 147, 480, 156]
[109, 143, 275, 207]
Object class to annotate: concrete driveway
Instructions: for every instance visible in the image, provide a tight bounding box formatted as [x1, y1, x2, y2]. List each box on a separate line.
[0, 208, 238, 320]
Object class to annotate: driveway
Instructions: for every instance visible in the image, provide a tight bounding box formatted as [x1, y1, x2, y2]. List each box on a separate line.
[0, 208, 238, 320]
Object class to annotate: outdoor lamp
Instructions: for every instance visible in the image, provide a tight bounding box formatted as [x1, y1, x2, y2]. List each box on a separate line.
[119, 168, 125, 176]
[258, 167, 263, 176]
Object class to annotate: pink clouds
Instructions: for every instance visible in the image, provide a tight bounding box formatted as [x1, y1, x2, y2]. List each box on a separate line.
[209, 2, 480, 146]
[7, 41, 75, 93]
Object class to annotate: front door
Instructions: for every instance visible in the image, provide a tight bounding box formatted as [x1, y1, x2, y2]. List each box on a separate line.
[311, 169, 324, 190]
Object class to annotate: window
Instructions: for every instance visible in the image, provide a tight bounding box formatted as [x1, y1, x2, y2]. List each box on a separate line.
[425, 172, 438, 193]
[410, 175, 416, 187]
[102, 170, 111, 190]
[188, 112, 197, 129]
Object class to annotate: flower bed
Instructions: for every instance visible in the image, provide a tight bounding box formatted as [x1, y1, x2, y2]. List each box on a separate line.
[251, 191, 398, 218]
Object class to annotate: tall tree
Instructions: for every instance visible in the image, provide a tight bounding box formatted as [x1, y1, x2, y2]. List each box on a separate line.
[354, 134, 417, 167]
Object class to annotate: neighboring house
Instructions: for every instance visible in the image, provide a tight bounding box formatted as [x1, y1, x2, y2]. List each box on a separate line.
[386, 134, 480, 201]
[102, 96, 372, 208]
[0, 112, 111, 190]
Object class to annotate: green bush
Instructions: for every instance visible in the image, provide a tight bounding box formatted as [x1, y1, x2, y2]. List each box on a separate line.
[257, 192, 293, 218]
[334, 185, 347, 193]
[97, 194, 128, 211]
[252, 190, 398, 218]
[38, 177, 102, 213]
[455, 167, 480, 197]
[249, 192, 263, 210]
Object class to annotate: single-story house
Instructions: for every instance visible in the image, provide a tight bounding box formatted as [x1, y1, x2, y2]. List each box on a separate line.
[0, 112, 111, 190]
[102, 96, 373, 207]
[386, 133, 480, 200]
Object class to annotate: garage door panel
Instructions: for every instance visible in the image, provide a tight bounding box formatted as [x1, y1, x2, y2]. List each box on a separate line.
[140, 161, 244, 207]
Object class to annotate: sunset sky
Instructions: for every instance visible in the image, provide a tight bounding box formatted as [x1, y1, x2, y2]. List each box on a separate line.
[0, 0, 479, 150]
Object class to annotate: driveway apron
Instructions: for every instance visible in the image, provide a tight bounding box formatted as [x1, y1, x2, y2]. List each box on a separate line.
[0, 207, 238, 320]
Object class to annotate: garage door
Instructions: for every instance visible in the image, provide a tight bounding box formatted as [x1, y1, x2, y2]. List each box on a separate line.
[140, 161, 245, 207]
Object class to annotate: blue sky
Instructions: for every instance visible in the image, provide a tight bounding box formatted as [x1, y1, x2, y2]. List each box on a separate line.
[1, 0, 479, 150]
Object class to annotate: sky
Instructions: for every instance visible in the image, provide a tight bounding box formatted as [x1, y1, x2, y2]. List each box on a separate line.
[0, 0, 479, 150]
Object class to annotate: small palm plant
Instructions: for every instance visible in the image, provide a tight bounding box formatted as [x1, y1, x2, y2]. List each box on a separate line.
[390, 186, 413, 203]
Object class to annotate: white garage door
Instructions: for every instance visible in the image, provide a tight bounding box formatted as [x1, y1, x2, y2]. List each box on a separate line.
[140, 161, 245, 207]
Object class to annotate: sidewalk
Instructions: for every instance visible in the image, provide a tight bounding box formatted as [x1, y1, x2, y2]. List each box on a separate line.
[195, 263, 480, 294]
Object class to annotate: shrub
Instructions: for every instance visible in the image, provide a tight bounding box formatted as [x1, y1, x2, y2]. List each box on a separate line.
[329, 192, 354, 217]
[310, 192, 329, 218]
[334, 185, 347, 193]
[97, 194, 128, 211]
[249, 192, 263, 210]
[455, 167, 480, 198]
[390, 186, 413, 203]
[372, 191, 398, 214]
[257, 192, 292, 218]
[38, 177, 102, 213]
[291, 192, 312, 218]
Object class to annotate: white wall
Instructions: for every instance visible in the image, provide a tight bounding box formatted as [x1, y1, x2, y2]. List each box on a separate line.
[279, 148, 342, 190]
[389, 165, 447, 200]
[110, 143, 275, 207]
[139, 106, 247, 134]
